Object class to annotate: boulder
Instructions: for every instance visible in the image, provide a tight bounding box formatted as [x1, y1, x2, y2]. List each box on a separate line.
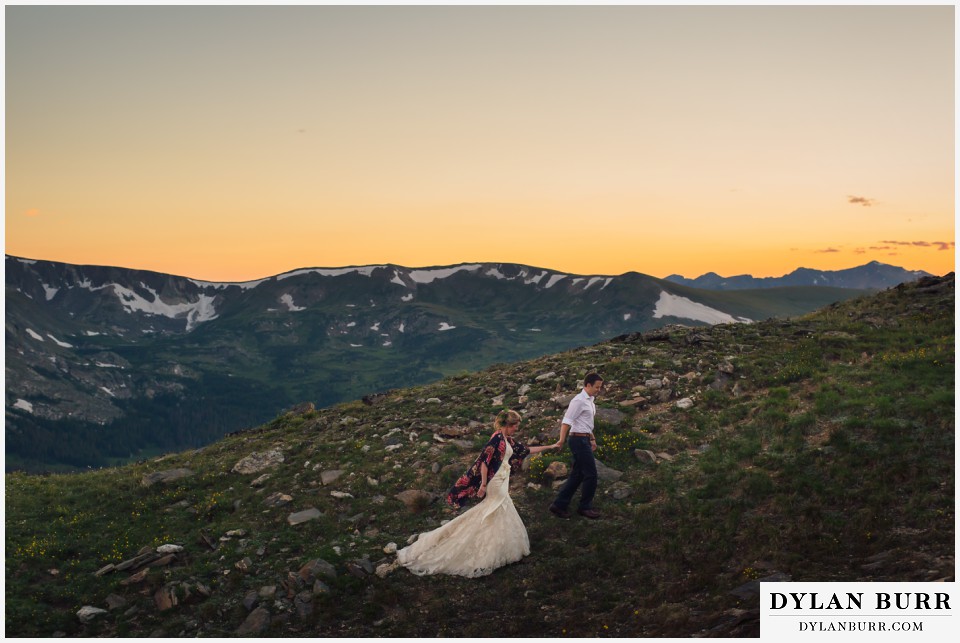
[77, 606, 108, 624]
[676, 398, 694, 410]
[287, 508, 322, 525]
[320, 469, 345, 485]
[104, 594, 127, 611]
[535, 371, 556, 382]
[299, 558, 337, 582]
[644, 379, 663, 389]
[141, 468, 194, 487]
[236, 607, 271, 635]
[594, 460, 623, 482]
[232, 450, 284, 475]
[595, 408, 626, 425]
[635, 449, 658, 464]
[264, 492, 293, 508]
[395, 490, 436, 512]
[154, 584, 178, 611]
[543, 461, 569, 481]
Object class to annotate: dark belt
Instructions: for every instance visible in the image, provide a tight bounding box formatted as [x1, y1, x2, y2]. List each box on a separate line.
[570, 433, 593, 438]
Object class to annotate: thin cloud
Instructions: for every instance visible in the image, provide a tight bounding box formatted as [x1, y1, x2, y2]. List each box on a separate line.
[847, 195, 876, 207]
[881, 240, 954, 250]
[816, 248, 841, 253]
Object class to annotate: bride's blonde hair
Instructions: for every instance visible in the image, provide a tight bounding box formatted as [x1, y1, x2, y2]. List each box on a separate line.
[494, 409, 521, 432]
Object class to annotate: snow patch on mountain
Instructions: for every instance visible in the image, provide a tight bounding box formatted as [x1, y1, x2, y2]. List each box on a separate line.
[409, 265, 482, 284]
[42, 284, 59, 300]
[545, 274, 567, 289]
[280, 294, 305, 312]
[525, 271, 549, 285]
[14, 399, 34, 412]
[47, 334, 74, 348]
[277, 266, 384, 281]
[26, 329, 44, 341]
[653, 291, 751, 325]
[438, 322, 456, 331]
[109, 284, 219, 331]
[191, 278, 268, 290]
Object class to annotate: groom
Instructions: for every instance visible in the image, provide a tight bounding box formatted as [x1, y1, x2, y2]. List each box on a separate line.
[549, 372, 603, 519]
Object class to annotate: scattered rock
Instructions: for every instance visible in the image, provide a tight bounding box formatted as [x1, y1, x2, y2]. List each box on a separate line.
[94, 564, 116, 577]
[492, 394, 505, 406]
[395, 490, 436, 512]
[719, 361, 735, 374]
[609, 481, 633, 500]
[595, 408, 626, 425]
[383, 542, 398, 555]
[425, 398, 442, 404]
[264, 492, 293, 507]
[156, 544, 184, 555]
[250, 473, 272, 487]
[259, 586, 277, 600]
[543, 461, 569, 481]
[288, 508, 322, 525]
[656, 452, 674, 462]
[321, 469, 345, 485]
[232, 450, 284, 475]
[331, 491, 354, 499]
[535, 371, 556, 382]
[105, 594, 127, 611]
[644, 379, 663, 389]
[295, 591, 314, 619]
[243, 591, 260, 611]
[676, 398, 694, 410]
[120, 567, 150, 586]
[141, 468, 194, 487]
[635, 449, 658, 464]
[595, 460, 623, 482]
[376, 560, 401, 578]
[518, 384, 531, 396]
[236, 607, 271, 635]
[299, 558, 337, 582]
[77, 606, 108, 624]
[154, 584, 179, 611]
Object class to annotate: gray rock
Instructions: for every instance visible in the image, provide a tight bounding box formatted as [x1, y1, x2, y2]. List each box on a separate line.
[644, 379, 663, 389]
[518, 384, 531, 396]
[535, 371, 556, 382]
[104, 594, 127, 611]
[395, 489, 436, 512]
[594, 460, 623, 482]
[544, 461, 568, 480]
[295, 591, 314, 619]
[264, 492, 293, 507]
[595, 408, 626, 425]
[243, 591, 260, 611]
[259, 586, 277, 600]
[287, 508, 322, 525]
[141, 468, 194, 487]
[634, 449, 658, 464]
[154, 584, 178, 611]
[299, 558, 337, 582]
[156, 544, 184, 554]
[676, 397, 694, 410]
[236, 607, 271, 635]
[77, 605, 108, 623]
[425, 398, 442, 404]
[383, 542, 398, 555]
[320, 469, 345, 485]
[492, 394, 505, 406]
[250, 473, 272, 487]
[232, 450, 284, 475]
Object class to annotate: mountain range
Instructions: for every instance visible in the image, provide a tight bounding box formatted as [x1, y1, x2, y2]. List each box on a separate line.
[6, 256, 920, 471]
[665, 260, 930, 290]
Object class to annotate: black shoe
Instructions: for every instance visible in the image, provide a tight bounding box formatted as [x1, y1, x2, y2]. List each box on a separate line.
[549, 504, 570, 519]
[577, 508, 601, 519]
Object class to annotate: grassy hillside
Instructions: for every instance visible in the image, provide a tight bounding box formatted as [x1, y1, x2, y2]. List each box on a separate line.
[5, 274, 953, 637]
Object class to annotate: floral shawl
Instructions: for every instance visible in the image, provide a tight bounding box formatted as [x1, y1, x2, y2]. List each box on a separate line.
[446, 431, 530, 509]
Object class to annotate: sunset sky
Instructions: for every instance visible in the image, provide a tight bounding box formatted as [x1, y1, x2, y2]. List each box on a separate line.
[5, 4, 955, 282]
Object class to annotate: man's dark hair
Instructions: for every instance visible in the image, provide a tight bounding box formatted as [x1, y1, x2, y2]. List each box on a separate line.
[584, 372, 603, 386]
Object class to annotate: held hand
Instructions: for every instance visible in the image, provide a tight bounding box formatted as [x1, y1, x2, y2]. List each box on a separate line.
[591, 441, 597, 452]
[477, 484, 487, 498]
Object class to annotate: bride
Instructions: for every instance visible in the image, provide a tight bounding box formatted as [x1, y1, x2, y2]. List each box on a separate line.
[397, 409, 559, 577]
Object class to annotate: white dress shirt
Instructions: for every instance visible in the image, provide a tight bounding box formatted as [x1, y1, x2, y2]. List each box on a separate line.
[563, 389, 596, 435]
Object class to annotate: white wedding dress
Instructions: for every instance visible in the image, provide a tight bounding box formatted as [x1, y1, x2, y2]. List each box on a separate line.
[397, 441, 531, 577]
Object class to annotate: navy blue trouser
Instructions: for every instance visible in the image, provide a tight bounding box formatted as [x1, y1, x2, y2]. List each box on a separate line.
[552, 435, 597, 511]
